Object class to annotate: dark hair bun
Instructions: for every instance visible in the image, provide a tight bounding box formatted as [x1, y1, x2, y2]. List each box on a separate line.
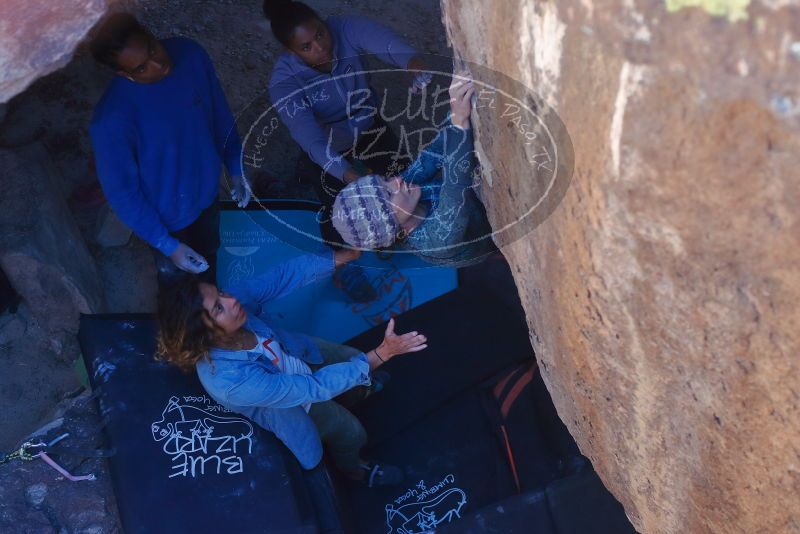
[261, 0, 320, 47]
[262, 0, 293, 20]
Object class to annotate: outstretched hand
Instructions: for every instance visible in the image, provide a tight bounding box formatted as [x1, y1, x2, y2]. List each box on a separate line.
[408, 55, 432, 94]
[379, 318, 428, 359]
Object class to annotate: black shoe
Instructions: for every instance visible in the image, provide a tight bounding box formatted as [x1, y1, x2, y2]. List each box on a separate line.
[360, 462, 404, 487]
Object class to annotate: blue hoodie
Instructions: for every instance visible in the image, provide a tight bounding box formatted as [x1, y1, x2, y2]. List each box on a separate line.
[90, 37, 242, 256]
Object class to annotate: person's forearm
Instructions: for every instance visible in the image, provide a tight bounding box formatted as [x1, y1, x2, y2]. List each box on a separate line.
[206, 55, 244, 177]
[230, 361, 370, 409]
[444, 124, 474, 162]
[102, 187, 178, 256]
[365, 346, 388, 370]
[450, 116, 471, 130]
[345, 15, 418, 68]
[334, 249, 361, 267]
[223, 141, 244, 178]
[305, 138, 353, 181]
[91, 122, 178, 256]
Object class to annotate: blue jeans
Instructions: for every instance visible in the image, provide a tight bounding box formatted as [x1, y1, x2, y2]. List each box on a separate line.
[399, 125, 496, 266]
[399, 125, 447, 207]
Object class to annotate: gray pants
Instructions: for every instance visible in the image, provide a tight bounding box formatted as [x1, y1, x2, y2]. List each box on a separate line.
[307, 338, 369, 473]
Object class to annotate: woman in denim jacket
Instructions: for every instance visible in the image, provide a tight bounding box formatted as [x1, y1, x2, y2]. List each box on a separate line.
[156, 248, 427, 486]
[331, 73, 496, 267]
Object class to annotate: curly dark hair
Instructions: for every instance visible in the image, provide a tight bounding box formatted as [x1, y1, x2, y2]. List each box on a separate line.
[262, 0, 320, 47]
[156, 277, 216, 372]
[90, 13, 149, 69]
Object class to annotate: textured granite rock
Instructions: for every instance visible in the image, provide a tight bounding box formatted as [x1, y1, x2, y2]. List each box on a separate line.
[95, 204, 132, 248]
[0, 143, 104, 335]
[0, 392, 120, 533]
[441, 1, 800, 533]
[0, 0, 110, 103]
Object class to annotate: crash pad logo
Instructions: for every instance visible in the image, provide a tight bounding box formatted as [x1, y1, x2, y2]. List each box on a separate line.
[385, 474, 467, 533]
[225, 254, 256, 285]
[348, 264, 412, 326]
[151, 396, 254, 479]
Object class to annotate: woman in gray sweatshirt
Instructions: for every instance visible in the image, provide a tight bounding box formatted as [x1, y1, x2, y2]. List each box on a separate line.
[264, 0, 431, 245]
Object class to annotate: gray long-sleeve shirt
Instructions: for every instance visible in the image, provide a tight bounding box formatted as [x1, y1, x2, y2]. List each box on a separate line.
[268, 15, 418, 180]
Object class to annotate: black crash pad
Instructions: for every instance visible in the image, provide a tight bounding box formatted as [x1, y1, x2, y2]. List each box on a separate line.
[78, 316, 321, 534]
[340, 389, 519, 534]
[546, 469, 638, 534]
[346, 288, 535, 445]
[431, 466, 637, 534]
[332, 285, 634, 534]
[435, 490, 556, 534]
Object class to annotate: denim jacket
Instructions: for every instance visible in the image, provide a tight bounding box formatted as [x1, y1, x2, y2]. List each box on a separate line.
[196, 251, 371, 468]
[399, 123, 495, 267]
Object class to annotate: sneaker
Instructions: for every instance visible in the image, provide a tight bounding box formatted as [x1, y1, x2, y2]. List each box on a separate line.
[333, 264, 378, 303]
[360, 462, 404, 487]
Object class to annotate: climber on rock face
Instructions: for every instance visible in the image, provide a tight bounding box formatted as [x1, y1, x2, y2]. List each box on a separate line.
[89, 13, 251, 290]
[263, 0, 432, 247]
[331, 73, 497, 268]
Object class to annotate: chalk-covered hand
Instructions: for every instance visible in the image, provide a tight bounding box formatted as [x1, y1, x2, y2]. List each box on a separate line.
[449, 73, 475, 130]
[411, 72, 432, 93]
[169, 243, 209, 274]
[408, 55, 432, 94]
[231, 175, 252, 208]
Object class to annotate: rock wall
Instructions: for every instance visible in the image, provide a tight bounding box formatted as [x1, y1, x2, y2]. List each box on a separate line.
[0, 143, 104, 336]
[0, 0, 113, 103]
[441, 1, 800, 533]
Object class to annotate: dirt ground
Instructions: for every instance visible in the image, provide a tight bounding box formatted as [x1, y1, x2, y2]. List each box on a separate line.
[0, 0, 451, 450]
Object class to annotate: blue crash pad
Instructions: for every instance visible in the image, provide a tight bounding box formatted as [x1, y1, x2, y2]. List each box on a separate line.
[217, 201, 457, 343]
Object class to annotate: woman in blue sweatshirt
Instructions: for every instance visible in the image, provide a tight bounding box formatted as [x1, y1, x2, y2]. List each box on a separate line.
[90, 14, 251, 288]
[264, 0, 431, 245]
